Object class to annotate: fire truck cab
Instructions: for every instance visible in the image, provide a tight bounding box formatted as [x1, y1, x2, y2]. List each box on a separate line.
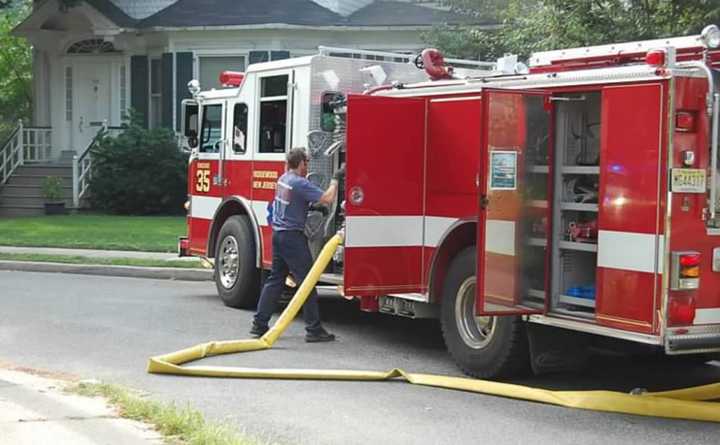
[182, 28, 720, 379]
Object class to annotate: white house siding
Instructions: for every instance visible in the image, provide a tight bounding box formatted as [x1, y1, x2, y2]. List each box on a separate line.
[108, 0, 178, 19]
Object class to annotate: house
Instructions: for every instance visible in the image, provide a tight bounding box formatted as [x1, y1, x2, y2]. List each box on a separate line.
[1, 0, 492, 215]
[13, 0, 493, 159]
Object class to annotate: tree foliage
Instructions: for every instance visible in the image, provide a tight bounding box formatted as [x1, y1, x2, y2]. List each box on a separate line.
[0, 0, 31, 141]
[425, 0, 720, 60]
[89, 111, 188, 215]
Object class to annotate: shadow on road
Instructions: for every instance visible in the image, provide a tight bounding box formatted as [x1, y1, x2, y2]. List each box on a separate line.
[315, 298, 720, 394]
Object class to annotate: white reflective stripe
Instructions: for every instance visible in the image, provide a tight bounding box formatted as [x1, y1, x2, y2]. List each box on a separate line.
[597, 230, 664, 274]
[695, 308, 720, 325]
[190, 195, 222, 220]
[424, 216, 458, 247]
[485, 220, 515, 256]
[251, 200, 270, 227]
[346, 216, 423, 248]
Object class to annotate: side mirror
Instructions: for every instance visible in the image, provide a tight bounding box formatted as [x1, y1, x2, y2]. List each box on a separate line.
[182, 102, 199, 149]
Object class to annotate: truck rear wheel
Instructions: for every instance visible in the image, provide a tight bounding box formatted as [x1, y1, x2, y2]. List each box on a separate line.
[214, 215, 260, 309]
[440, 247, 530, 379]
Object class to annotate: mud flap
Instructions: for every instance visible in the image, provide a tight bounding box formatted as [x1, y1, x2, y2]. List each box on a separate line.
[527, 323, 591, 375]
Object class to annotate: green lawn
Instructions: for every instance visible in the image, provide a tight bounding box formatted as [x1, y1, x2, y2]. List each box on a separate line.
[0, 215, 186, 252]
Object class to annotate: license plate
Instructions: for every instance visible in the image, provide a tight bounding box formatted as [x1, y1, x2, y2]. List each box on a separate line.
[671, 168, 706, 193]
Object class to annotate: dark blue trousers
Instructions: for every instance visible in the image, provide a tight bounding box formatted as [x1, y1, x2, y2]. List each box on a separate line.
[253, 230, 322, 333]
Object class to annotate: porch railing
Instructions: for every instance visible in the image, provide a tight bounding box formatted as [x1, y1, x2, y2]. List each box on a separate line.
[23, 126, 52, 162]
[1, 121, 54, 185]
[72, 121, 123, 208]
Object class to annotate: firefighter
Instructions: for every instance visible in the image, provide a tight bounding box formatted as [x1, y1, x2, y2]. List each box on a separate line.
[250, 147, 344, 342]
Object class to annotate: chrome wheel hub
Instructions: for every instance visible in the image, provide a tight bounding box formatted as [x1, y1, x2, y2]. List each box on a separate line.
[455, 277, 496, 349]
[219, 236, 240, 288]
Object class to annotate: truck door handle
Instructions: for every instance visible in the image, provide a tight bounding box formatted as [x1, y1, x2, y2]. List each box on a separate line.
[480, 195, 489, 209]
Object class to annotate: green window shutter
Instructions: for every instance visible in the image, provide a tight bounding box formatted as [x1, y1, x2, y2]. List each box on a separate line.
[249, 51, 269, 65]
[161, 53, 173, 129]
[130, 55, 149, 128]
[175, 52, 194, 130]
[271, 51, 290, 61]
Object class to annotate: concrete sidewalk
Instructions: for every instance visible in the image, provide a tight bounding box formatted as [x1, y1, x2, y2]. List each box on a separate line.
[0, 246, 213, 281]
[0, 246, 190, 261]
[0, 369, 162, 445]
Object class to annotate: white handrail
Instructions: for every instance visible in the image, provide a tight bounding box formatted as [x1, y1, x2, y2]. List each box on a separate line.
[0, 121, 23, 185]
[72, 134, 97, 208]
[72, 122, 122, 207]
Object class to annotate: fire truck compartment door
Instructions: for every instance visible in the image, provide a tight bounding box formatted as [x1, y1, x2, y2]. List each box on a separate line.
[477, 89, 553, 315]
[344, 94, 427, 296]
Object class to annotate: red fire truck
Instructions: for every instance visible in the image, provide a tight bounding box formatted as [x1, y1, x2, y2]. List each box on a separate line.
[180, 27, 720, 378]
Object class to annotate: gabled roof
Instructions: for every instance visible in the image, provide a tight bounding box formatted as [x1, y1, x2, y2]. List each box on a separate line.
[32, 0, 488, 30]
[347, 2, 483, 26]
[85, 0, 137, 27]
[137, 0, 344, 28]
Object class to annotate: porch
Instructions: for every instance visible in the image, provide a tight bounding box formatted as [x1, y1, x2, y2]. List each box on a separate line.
[0, 121, 99, 217]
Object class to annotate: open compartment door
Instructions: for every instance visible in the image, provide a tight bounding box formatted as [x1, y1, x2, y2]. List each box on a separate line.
[477, 89, 553, 315]
[344, 94, 427, 295]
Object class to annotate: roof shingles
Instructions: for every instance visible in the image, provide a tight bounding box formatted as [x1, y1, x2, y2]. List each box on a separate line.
[88, 0, 480, 28]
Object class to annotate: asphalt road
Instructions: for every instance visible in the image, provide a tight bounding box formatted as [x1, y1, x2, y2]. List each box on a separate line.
[1, 270, 719, 445]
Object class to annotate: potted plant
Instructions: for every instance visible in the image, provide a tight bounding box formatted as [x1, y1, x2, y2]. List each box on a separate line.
[42, 176, 66, 215]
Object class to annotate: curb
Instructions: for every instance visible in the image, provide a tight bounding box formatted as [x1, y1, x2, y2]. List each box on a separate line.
[0, 260, 213, 282]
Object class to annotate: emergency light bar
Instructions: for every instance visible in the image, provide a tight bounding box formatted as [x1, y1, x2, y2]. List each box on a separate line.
[219, 71, 245, 87]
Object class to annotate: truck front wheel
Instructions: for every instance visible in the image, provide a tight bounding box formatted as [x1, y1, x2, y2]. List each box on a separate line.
[214, 215, 261, 309]
[440, 247, 530, 379]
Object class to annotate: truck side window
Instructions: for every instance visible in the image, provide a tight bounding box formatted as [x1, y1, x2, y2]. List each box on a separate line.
[259, 75, 288, 153]
[233, 103, 248, 153]
[200, 104, 222, 153]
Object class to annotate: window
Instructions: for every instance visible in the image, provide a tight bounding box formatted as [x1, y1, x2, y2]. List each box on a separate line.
[258, 75, 288, 153]
[321, 92, 343, 132]
[249, 51, 290, 66]
[232, 103, 248, 153]
[199, 56, 246, 90]
[65, 66, 72, 122]
[150, 59, 162, 128]
[200, 104, 223, 153]
[67, 39, 117, 54]
[119, 64, 127, 120]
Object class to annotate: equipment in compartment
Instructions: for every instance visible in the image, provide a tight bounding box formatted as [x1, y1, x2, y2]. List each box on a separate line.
[563, 175, 598, 203]
[567, 219, 598, 243]
[551, 92, 601, 314]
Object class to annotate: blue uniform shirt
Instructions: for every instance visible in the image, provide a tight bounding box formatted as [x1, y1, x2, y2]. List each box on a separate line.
[271, 171, 324, 231]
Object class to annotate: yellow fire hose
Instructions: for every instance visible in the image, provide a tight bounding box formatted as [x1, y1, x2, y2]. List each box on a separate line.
[148, 233, 720, 423]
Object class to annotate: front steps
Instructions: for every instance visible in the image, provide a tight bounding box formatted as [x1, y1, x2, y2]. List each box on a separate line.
[0, 164, 75, 217]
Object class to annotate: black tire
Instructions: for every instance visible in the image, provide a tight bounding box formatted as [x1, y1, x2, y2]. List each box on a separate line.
[214, 215, 261, 309]
[440, 247, 530, 379]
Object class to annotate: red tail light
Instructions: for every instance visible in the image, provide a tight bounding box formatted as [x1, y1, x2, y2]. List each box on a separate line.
[679, 253, 700, 267]
[675, 111, 696, 132]
[671, 251, 700, 290]
[668, 295, 696, 326]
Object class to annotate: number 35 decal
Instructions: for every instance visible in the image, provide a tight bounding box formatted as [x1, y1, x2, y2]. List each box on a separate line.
[196, 169, 211, 193]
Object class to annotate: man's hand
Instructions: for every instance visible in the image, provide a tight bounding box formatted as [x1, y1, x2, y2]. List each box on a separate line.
[333, 164, 346, 181]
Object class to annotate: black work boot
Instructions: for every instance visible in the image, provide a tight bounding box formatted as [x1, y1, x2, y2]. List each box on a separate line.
[305, 328, 336, 343]
[250, 323, 269, 338]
